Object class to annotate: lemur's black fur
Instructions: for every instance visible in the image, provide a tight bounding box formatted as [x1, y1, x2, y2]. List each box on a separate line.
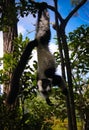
[6, 8, 67, 106]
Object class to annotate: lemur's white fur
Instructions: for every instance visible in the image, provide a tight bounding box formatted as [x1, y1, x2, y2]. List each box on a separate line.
[37, 80, 51, 92]
[37, 80, 43, 91]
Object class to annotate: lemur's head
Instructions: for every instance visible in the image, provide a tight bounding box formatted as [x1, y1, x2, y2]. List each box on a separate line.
[37, 79, 52, 98]
[37, 79, 53, 105]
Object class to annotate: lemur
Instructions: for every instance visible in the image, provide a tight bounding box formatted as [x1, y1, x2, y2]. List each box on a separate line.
[36, 8, 67, 105]
[6, 7, 67, 106]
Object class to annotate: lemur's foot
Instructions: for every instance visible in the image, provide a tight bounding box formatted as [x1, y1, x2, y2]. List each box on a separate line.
[46, 98, 54, 106]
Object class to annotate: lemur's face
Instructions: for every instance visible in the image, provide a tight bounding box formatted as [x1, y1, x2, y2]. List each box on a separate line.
[37, 79, 52, 98]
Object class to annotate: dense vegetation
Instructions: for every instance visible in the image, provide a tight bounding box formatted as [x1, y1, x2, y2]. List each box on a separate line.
[0, 25, 89, 129]
[0, 0, 89, 130]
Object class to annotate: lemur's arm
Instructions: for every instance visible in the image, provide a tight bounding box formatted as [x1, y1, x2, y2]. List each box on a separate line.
[6, 39, 38, 105]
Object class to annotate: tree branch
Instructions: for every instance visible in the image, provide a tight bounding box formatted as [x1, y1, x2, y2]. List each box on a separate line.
[47, 4, 64, 23]
[65, 0, 87, 24]
[28, 0, 64, 23]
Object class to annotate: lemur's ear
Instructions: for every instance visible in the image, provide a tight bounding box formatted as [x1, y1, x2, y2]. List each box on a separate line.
[37, 80, 43, 91]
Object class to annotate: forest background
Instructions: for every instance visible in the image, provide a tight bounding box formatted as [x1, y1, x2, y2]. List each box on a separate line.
[0, 0, 89, 130]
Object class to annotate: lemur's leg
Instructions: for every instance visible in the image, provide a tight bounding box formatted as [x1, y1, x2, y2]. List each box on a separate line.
[41, 88, 53, 106]
[45, 68, 68, 95]
[37, 78, 53, 106]
[6, 39, 38, 105]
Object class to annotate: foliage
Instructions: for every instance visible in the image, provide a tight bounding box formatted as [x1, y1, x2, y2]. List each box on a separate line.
[68, 25, 89, 87]
[69, 25, 89, 75]
[16, 0, 38, 17]
[0, 0, 47, 30]
[20, 95, 67, 130]
[13, 34, 37, 100]
[0, 94, 22, 130]
[1, 0, 88, 129]
[1, 27, 89, 129]
[54, 25, 89, 129]
[68, 25, 89, 128]
[0, 34, 67, 129]
[0, 89, 68, 130]
[0, 34, 37, 129]
[0, 34, 37, 96]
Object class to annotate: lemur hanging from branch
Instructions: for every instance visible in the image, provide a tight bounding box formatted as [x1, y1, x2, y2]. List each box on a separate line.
[6, 7, 68, 106]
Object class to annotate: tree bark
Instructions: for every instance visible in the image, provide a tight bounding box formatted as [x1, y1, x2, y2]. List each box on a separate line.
[60, 24, 77, 130]
[3, 0, 18, 94]
[53, 1, 73, 129]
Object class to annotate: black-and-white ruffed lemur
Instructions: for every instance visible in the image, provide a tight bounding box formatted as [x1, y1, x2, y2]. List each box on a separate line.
[6, 7, 68, 106]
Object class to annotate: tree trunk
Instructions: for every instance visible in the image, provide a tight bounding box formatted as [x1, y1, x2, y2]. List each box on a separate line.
[54, 14, 73, 130]
[60, 23, 77, 130]
[53, 1, 77, 129]
[3, 0, 18, 94]
[84, 108, 89, 130]
[57, 30, 74, 130]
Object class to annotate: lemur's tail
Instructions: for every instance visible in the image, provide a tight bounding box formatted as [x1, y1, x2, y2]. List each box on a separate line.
[6, 39, 38, 105]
